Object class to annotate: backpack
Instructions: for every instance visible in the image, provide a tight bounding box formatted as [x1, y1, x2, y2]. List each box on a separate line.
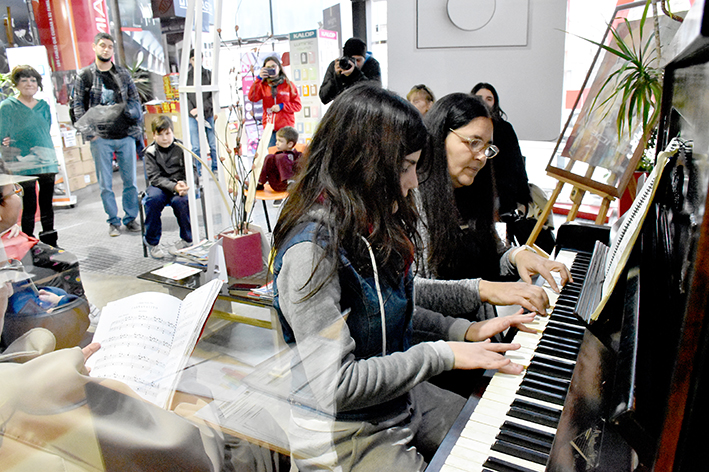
[69, 67, 93, 125]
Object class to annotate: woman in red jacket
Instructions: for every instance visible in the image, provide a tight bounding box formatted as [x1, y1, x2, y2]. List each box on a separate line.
[248, 55, 302, 147]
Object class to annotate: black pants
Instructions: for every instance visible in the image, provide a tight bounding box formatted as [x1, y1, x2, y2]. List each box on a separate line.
[21, 173, 56, 238]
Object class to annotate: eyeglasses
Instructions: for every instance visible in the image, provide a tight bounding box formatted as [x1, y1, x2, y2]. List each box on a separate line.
[449, 129, 499, 159]
[2, 183, 23, 202]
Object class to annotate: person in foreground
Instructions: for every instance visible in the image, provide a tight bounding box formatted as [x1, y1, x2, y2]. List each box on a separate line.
[416, 93, 571, 325]
[271, 84, 535, 471]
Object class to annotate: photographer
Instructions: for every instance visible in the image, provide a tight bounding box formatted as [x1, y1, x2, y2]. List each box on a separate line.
[319, 38, 381, 104]
[247, 55, 301, 147]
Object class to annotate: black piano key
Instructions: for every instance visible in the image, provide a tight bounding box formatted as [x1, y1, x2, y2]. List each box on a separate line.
[526, 360, 574, 380]
[497, 429, 553, 454]
[517, 385, 566, 405]
[510, 399, 562, 424]
[523, 371, 570, 390]
[521, 377, 568, 396]
[530, 354, 576, 370]
[537, 336, 581, 353]
[491, 440, 549, 466]
[543, 325, 585, 340]
[539, 333, 582, 349]
[483, 455, 539, 472]
[535, 344, 578, 361]
[508, 404, 560, 429]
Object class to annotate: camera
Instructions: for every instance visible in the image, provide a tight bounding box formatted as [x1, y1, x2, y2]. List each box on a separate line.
[264, 67, 277, 77]
[338, 56, 354, 70]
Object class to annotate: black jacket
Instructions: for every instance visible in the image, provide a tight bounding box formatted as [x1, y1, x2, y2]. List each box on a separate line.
[319, 55, 381, 104]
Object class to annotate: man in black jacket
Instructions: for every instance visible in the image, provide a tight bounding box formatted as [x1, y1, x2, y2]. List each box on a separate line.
[319, 38, 381, 104]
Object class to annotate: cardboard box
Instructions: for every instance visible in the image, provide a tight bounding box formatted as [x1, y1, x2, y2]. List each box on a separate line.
[65, 160, 84, 178]
[83, 172, 97, 185]
[62, 147, 82, 164]
[68, 175, 86, 191]
[82, 159, 95, 174]
[80, 143, 92, 161]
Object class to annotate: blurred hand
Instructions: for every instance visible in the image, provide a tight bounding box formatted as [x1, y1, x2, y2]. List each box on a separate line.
[270, 105, 280, 113]
[82, 342, 101, 373]
[174, 180, 189, 196]
[447, 340, 524, 375]
[464, 312, 537, 342]
[479, 280, 550, 314]
[190, 108, 199, 118]
[514, 250, 572, 293]
[5, 224, 21, 238]
[2, 137, 10, 146]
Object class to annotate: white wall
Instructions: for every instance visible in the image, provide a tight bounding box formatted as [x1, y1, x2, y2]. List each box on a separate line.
[387, 0, 567, 141]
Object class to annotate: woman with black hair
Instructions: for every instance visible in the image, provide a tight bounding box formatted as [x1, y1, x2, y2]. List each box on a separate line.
[247, 55, 302, 147]
[415, 93, 570, 326]
[272, 84, 534, 471]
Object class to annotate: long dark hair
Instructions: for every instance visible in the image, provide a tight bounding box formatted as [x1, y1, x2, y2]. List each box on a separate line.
[274, 84, 427, 293]
[471, 82, 506, 121]
[420, 93, 500, 280]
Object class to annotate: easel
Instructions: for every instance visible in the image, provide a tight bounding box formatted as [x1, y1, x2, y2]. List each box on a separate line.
[526, 1, 663, 251]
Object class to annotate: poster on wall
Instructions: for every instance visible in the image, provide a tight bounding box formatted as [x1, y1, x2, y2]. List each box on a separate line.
[289, 29, 339, 145]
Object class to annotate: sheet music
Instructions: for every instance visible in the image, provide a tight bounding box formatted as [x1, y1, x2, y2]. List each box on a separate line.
[590, 141, 678, 321]
[87, 279, 223, 408]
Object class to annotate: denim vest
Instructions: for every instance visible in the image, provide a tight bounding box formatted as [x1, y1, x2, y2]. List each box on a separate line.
[273, 221, 415, 421]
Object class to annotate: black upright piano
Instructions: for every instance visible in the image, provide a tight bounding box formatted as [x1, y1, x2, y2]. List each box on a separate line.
[428, 2, 709, 470]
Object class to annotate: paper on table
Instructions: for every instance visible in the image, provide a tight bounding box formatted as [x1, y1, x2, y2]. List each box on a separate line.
[151, 263, 202, 280]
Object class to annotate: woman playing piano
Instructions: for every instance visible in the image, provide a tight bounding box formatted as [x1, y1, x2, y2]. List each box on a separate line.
[416, 92, 570, 324]
[271, 84, 536, 471]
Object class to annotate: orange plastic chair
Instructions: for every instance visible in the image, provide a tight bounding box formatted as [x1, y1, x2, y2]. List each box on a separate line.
[254, 183, 289, 232]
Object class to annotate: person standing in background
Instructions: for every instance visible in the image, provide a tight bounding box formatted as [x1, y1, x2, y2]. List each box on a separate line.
[186, 49, 219, 174]
[471, 82, 531, 217]
[0, 65, 59, 246]
[72, 32, 142, 238]
[406, 84, 436, 116]
[319, 37, 382, 105]
[247, 55, 301, 147]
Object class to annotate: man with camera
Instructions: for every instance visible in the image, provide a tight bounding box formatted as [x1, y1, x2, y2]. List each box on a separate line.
[319, 37, 381, 104]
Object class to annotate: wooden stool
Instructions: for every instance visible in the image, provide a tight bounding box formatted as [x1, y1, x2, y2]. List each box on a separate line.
[255, 183, 289, 232]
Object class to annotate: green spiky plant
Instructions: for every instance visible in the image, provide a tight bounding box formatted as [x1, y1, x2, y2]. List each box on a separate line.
[581, 1, 663, 142]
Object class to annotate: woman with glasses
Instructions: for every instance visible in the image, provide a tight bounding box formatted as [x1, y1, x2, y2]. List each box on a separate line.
[0, 65, 59, 247]
[415, 93, 570, 333]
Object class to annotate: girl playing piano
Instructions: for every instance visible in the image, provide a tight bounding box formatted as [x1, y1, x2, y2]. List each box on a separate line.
[271, 84, 536, 471]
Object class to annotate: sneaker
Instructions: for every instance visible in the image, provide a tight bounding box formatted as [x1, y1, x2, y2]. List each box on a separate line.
[169, 239, 192, 256]
[108, 224, 121, 237]
[148, 244, 168, 259]
[125, 219, 141, 232]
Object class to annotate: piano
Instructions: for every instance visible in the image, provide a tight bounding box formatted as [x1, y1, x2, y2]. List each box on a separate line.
[428, 2, 709, 471]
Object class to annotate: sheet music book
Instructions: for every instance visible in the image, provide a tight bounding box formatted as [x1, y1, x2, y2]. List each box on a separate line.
[86, 279, 223, 408]
[589, 141, 678, 321]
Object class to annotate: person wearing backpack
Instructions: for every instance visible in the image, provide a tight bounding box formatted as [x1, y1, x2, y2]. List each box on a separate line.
[71, 32, 142, 238]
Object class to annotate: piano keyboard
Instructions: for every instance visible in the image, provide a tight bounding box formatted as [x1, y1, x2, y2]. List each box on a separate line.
[439, 249, 592, 472]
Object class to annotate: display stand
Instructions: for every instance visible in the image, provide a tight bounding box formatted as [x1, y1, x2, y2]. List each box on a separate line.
[288, 29, 339, 145]
[178, 0, 223, 241]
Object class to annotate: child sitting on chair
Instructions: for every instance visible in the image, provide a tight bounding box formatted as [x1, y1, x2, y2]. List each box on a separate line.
[257, 126, 302, 192]
[143, 116, 197, 259]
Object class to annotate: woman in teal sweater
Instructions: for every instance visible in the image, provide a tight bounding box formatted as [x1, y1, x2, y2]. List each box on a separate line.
[0, 65, 59, 245]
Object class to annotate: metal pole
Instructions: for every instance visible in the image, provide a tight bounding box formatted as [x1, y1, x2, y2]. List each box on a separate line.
[106, 0, 126, 66]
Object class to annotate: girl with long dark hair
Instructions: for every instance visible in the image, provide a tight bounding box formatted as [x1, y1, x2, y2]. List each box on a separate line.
[272, 84, 534, 471]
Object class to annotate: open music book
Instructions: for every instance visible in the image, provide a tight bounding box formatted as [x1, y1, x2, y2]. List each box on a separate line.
[85, 279, 223, 408]
[589, 141, 678, 321]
